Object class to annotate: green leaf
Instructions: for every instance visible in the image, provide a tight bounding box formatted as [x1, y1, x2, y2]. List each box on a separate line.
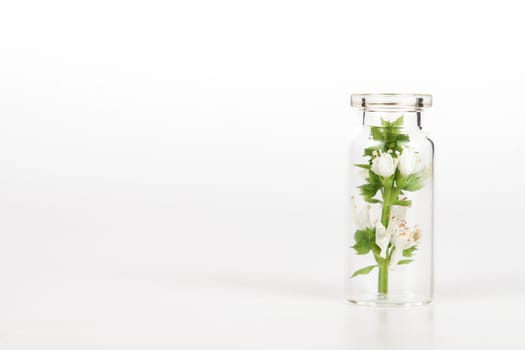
[354, 163, 370, 170]
[351, 240, 370, 255]
[363, 145, 382, 157]
[368, 172, 381, 186]
[401, 174, 424, 191]
[392, 199, 412, 207]
[397, 259, 414, 265]
[359, 183, 380, 198]
[384, 141, 397, 150]
[396, 174, 406, 188]
[368, 119, 410, 154]
[402, 246, 417, 257]
[363, 197, 381, 204]
[371, 127, 385, 141]
[392, 116, 404, 127]
[352, 228, 377, 255]
[351, 265, 378, 278]
[405, 179, 424, 191]
[354, 228, 374, 242]
[396, 134, 409, 142]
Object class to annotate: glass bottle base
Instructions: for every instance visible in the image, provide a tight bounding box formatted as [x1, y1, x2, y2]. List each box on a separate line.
[345, 293, 432, 307]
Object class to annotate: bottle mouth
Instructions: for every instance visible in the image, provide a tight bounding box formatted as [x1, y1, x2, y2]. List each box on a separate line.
[351, 93, 432, 110]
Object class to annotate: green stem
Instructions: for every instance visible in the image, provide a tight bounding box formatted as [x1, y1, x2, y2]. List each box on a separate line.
[378, 263, 388, 294]
[378, 179, 394, 295]
[381, 181, 392, 230]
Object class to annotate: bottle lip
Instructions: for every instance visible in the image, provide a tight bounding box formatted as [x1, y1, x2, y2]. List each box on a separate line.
[351, 93, 432, 110]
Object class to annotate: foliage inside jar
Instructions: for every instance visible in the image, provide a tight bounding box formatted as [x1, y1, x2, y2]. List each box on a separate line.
[350, 116, 431, 294]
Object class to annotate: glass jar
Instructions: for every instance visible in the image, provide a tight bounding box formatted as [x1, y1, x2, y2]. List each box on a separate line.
[345, 94, 434, 306]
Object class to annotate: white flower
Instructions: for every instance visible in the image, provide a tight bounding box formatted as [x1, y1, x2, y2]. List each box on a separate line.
[375, 214, 422, 264]
[375, 215, 410, 259]
[390, 204, 408, 221]
[398, 148, 423, 177]
[371, 151, 397, 177]
[351, 196, 371, 229]
[389, 226, 421, 268]
[389, 248, 403, 269]
[393, 229, 418, 250]
[375, 221, 391, 258]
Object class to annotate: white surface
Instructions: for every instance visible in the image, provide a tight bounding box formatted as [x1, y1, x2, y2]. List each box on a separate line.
[1, 0, 525, 348]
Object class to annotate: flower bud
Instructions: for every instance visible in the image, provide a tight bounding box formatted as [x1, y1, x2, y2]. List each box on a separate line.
[371, 152, 397, 177]
[398, 148, 423, 177]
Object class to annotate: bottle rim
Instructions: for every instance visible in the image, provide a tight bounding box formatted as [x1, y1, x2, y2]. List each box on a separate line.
[351, 93, 432, 110]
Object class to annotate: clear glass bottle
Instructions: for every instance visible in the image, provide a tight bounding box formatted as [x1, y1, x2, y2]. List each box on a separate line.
[345, 94, 433, 306]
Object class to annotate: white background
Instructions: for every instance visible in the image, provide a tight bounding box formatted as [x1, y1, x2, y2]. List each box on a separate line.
[0, 1, 524, 349]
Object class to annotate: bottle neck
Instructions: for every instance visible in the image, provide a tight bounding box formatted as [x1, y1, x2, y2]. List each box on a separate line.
[362, 110, 422, 129]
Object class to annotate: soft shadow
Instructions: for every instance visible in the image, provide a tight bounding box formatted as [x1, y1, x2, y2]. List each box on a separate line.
[344, 305, 435, 350]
